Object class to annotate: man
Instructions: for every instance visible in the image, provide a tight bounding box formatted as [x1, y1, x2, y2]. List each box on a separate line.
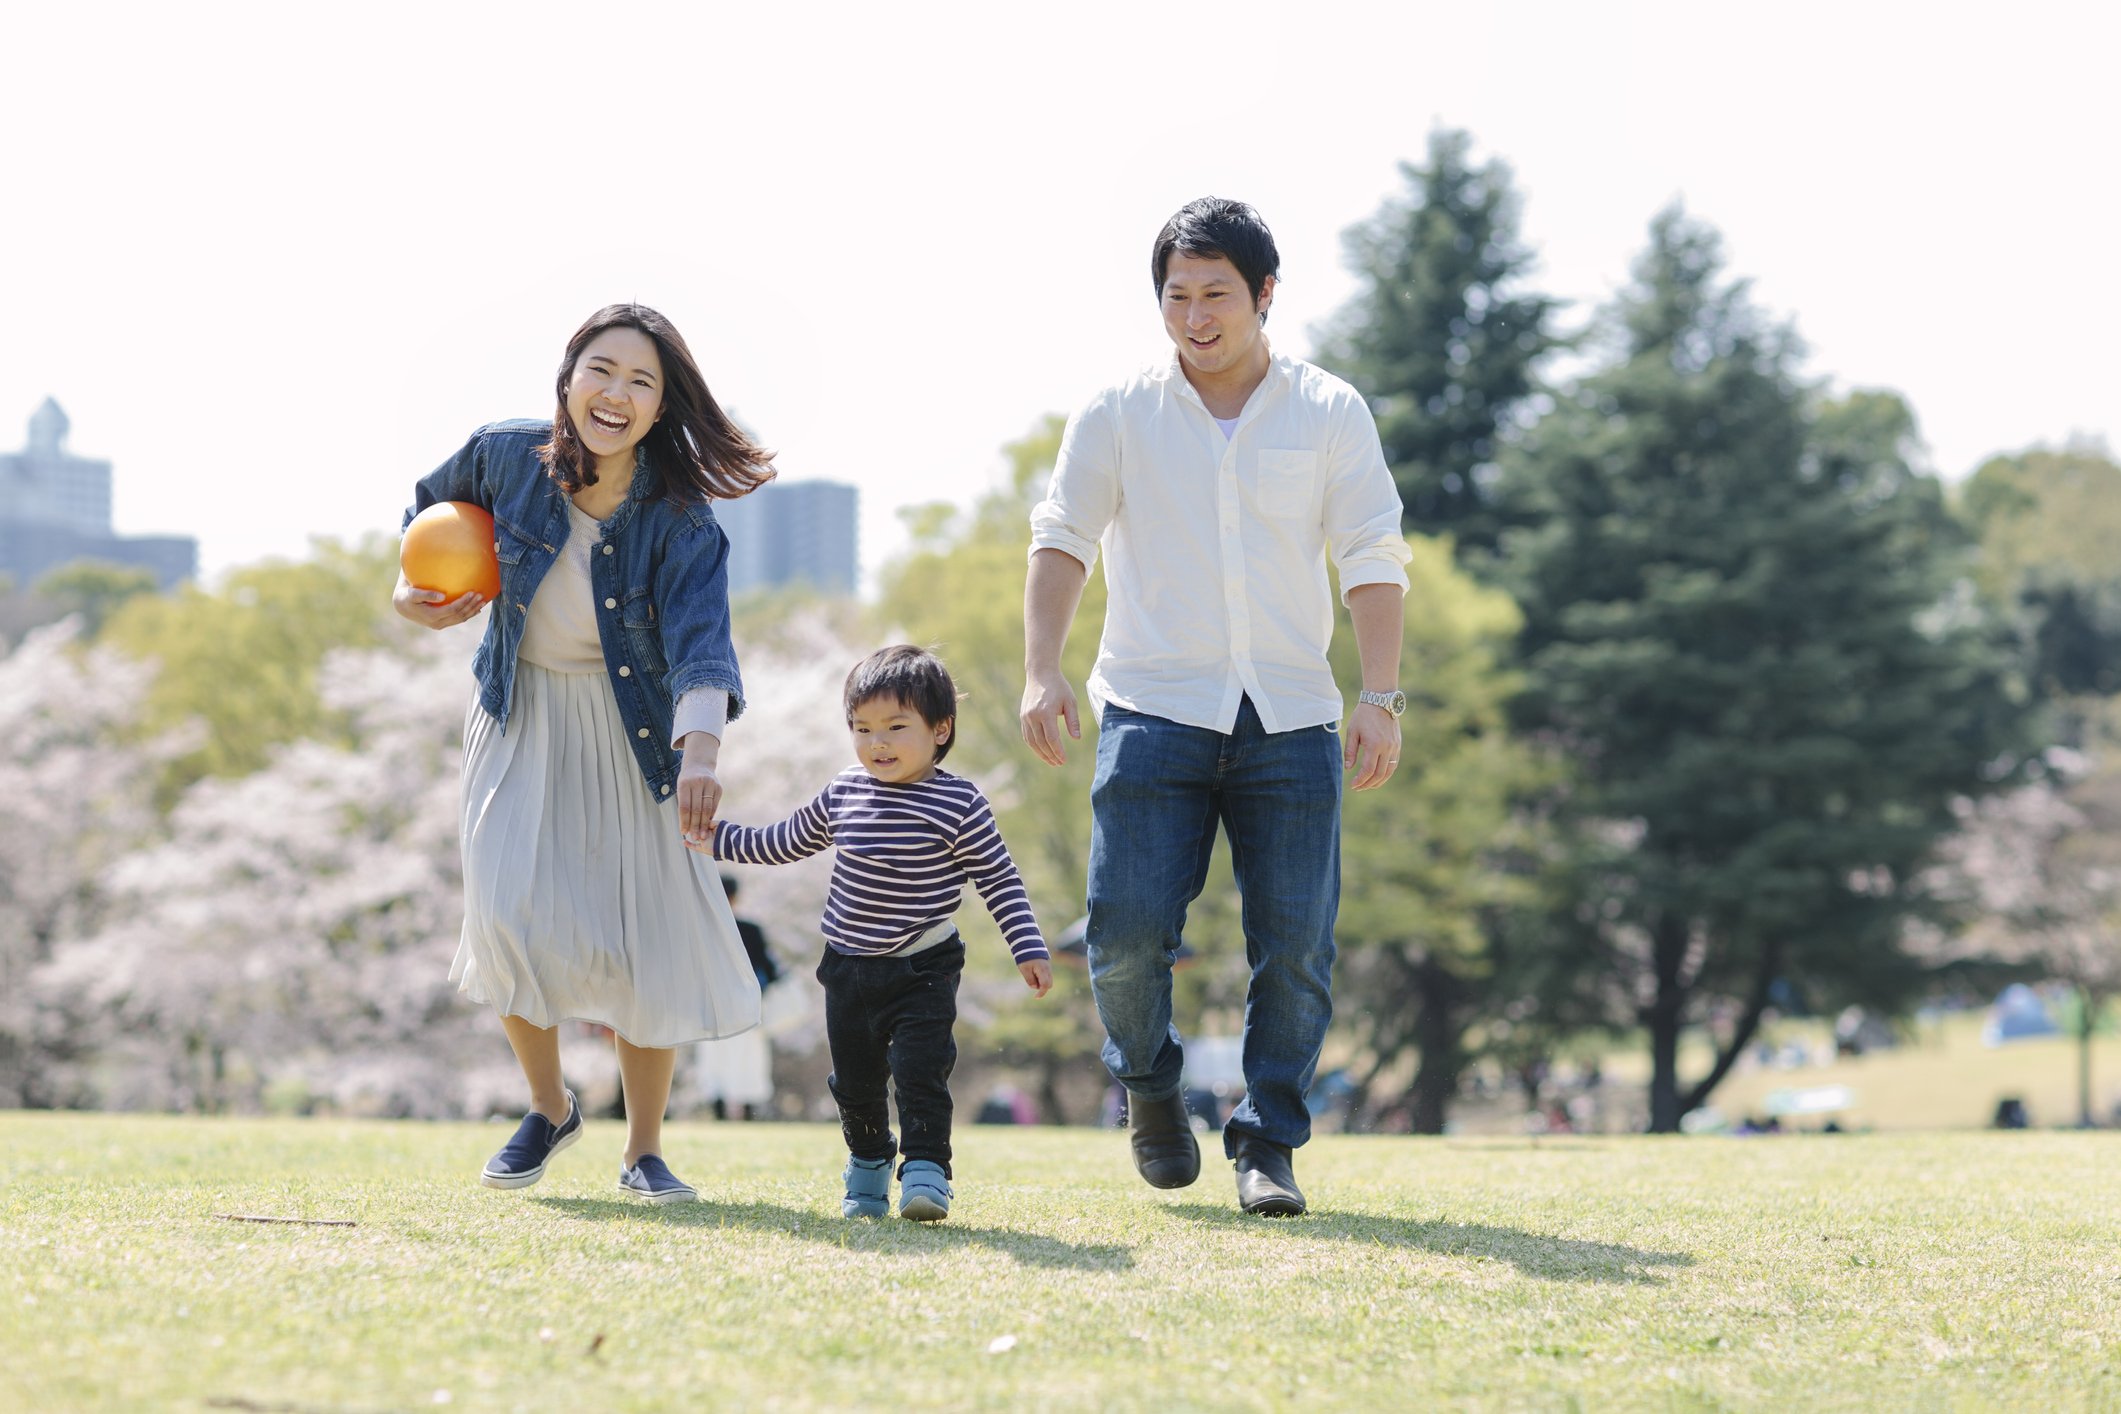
[1021, 197, 1410, 1216]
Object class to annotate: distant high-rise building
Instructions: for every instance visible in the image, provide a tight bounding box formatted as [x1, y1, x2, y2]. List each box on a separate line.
[714, 478, 858, 596]
[0, 399, 197, 590]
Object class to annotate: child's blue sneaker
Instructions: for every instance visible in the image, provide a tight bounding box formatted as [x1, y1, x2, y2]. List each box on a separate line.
[898, 1160, 951, 1222]
[842, 1154, 891, 1218]
[481, 1089, 582, 1189]
[617, 1154, 698, 1205]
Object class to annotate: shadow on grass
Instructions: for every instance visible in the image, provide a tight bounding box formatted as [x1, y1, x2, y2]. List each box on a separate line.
[529, 1196, 1136, 1272]
[1165, 1204, 1694, 1285]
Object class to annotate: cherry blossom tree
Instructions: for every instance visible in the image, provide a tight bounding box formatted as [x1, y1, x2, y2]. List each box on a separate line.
[1927, 745, 2121, 1127]
[0, 619, 184, 1105]
[34, 624, 500, 1115]
[25, 594, 883, 1119]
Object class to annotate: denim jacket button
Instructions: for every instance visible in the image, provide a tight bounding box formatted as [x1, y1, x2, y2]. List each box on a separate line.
[637, 727, 650, 738]
[661, 784, 672, 796]
[618, 665, 631, 677]
[604, 597, 617, 609]
[602, 544, 614, 555]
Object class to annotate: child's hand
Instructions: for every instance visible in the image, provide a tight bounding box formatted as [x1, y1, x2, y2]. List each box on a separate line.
[683, 820, 719, 855]
[1018, 958, 1053, 998]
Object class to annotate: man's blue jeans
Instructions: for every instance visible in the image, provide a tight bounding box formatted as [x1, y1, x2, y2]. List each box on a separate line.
[1086, 697, 1341, 1156]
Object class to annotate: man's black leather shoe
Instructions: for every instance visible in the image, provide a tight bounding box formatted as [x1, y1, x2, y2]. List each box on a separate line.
[1127, 1089, 1201, 1189]
[1232, 1134, 1306, 1216]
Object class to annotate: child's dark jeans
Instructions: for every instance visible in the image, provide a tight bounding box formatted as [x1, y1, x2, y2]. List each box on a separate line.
[817, 937, 964, 1177]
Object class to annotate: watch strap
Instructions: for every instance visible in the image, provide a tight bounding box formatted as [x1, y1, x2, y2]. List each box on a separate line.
[1358, 688, 1408, 717]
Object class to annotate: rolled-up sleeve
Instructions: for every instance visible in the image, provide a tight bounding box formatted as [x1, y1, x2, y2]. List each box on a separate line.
[669, 687, 729, 749]
[1324, 394, 1412, 602]
[1028, 390, 1121, 573]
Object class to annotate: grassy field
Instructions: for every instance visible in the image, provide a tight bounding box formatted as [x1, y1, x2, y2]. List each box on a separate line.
[1699, 1012, 2118, 1134]
[1, 1114, 2116, 1411]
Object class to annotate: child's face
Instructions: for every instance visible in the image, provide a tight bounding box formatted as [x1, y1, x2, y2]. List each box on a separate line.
[848, 695, 952, 785]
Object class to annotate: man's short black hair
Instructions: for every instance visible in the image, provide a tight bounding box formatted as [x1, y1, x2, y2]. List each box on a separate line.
[1151, 196, 1281, 321]
[844, 645, 959, 763]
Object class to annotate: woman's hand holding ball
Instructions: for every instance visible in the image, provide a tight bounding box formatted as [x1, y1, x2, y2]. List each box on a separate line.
[393, 572, 486, 629]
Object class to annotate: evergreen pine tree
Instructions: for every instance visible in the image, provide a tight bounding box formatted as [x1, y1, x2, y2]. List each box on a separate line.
[1501, 208, 2030, 1131]
[1316, 128, 1559, 547]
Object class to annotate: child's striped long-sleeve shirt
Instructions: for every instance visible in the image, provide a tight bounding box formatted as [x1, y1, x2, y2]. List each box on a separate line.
[710, 766, 1048, 963]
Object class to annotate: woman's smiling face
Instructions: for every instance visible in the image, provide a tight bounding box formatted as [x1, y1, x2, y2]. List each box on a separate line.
[565, 326, 665, 473]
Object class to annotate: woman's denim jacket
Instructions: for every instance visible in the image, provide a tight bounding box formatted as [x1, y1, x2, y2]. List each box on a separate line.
[404, 419, 744, 800]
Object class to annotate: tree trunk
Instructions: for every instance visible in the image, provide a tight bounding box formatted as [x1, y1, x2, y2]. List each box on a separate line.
[1038, 1058, 1068, 1127]
[1646, 915, 1690, 1133]
[1409, 957, 1464, 1136]
[2078, 986, 2101, 1130]
[1681, 940, 1784, 1117]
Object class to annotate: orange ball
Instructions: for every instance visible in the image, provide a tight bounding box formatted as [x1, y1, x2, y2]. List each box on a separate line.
[401, 501, 501, 601]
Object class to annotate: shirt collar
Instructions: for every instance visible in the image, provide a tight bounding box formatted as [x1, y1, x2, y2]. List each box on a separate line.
[1160, 343, 1291, 415]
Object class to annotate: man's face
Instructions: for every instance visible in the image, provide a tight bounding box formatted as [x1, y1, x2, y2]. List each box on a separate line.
[1160, 252, 1273, 377]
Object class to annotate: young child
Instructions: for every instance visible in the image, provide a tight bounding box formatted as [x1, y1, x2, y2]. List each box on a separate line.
[702, 645, 1052, 1222]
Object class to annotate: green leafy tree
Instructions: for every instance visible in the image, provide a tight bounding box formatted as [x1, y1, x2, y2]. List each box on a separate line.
[1959, 444, 2121, 711]
[1330, 536, 1575, 1133]
[1500, 207, 2031, 1131]
[1314, 128, 1561, 547]
[877, 418, 1114, 1121]
[100, 536, 402, 791]
[32, 561, 160, 637]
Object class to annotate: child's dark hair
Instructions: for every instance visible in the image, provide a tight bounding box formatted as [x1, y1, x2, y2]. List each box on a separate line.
[844, 645, 959, 762]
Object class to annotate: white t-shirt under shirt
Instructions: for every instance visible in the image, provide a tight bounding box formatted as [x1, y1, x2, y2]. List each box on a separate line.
[1029, 349, 1412, 736]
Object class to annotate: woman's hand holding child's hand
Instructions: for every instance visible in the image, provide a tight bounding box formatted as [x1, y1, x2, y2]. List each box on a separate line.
[677, 732, 723, 847]
[1019, 959, 1053, 998]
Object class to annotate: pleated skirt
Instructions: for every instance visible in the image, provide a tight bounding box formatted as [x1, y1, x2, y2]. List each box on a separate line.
[451, 662, 761, 1048]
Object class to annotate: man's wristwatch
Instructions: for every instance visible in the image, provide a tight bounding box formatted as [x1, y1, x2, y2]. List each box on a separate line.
[1358, 688, 1408, 717]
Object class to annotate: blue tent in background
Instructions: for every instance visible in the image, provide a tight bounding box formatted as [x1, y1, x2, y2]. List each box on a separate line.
[1983, 983, 2061, 1045]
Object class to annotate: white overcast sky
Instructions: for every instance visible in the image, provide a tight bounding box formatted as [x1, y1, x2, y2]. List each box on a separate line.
[4, 1, 2114, 586]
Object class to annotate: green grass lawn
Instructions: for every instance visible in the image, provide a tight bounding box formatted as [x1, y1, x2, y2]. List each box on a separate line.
[1, 1114, 2116, 1411]
[1698, 1013, 2119, 1134]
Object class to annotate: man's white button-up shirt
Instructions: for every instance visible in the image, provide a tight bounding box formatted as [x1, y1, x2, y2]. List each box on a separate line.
[1030, 350, 1413, 736]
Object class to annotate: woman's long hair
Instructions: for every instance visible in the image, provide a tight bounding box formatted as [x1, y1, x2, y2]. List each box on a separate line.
[540, 303, 776, 503]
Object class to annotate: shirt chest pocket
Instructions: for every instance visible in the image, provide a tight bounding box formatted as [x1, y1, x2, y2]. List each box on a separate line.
[1254, 449, 1319, 520]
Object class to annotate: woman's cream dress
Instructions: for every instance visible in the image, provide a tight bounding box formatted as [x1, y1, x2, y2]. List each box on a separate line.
[451, 499, 760, 1046]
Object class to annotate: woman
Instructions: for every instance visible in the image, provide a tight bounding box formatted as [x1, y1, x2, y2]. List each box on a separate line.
[396, 303, 771, 1203]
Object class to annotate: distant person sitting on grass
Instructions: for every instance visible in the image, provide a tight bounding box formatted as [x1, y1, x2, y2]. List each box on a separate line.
[700, 645, 1053, 1222]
